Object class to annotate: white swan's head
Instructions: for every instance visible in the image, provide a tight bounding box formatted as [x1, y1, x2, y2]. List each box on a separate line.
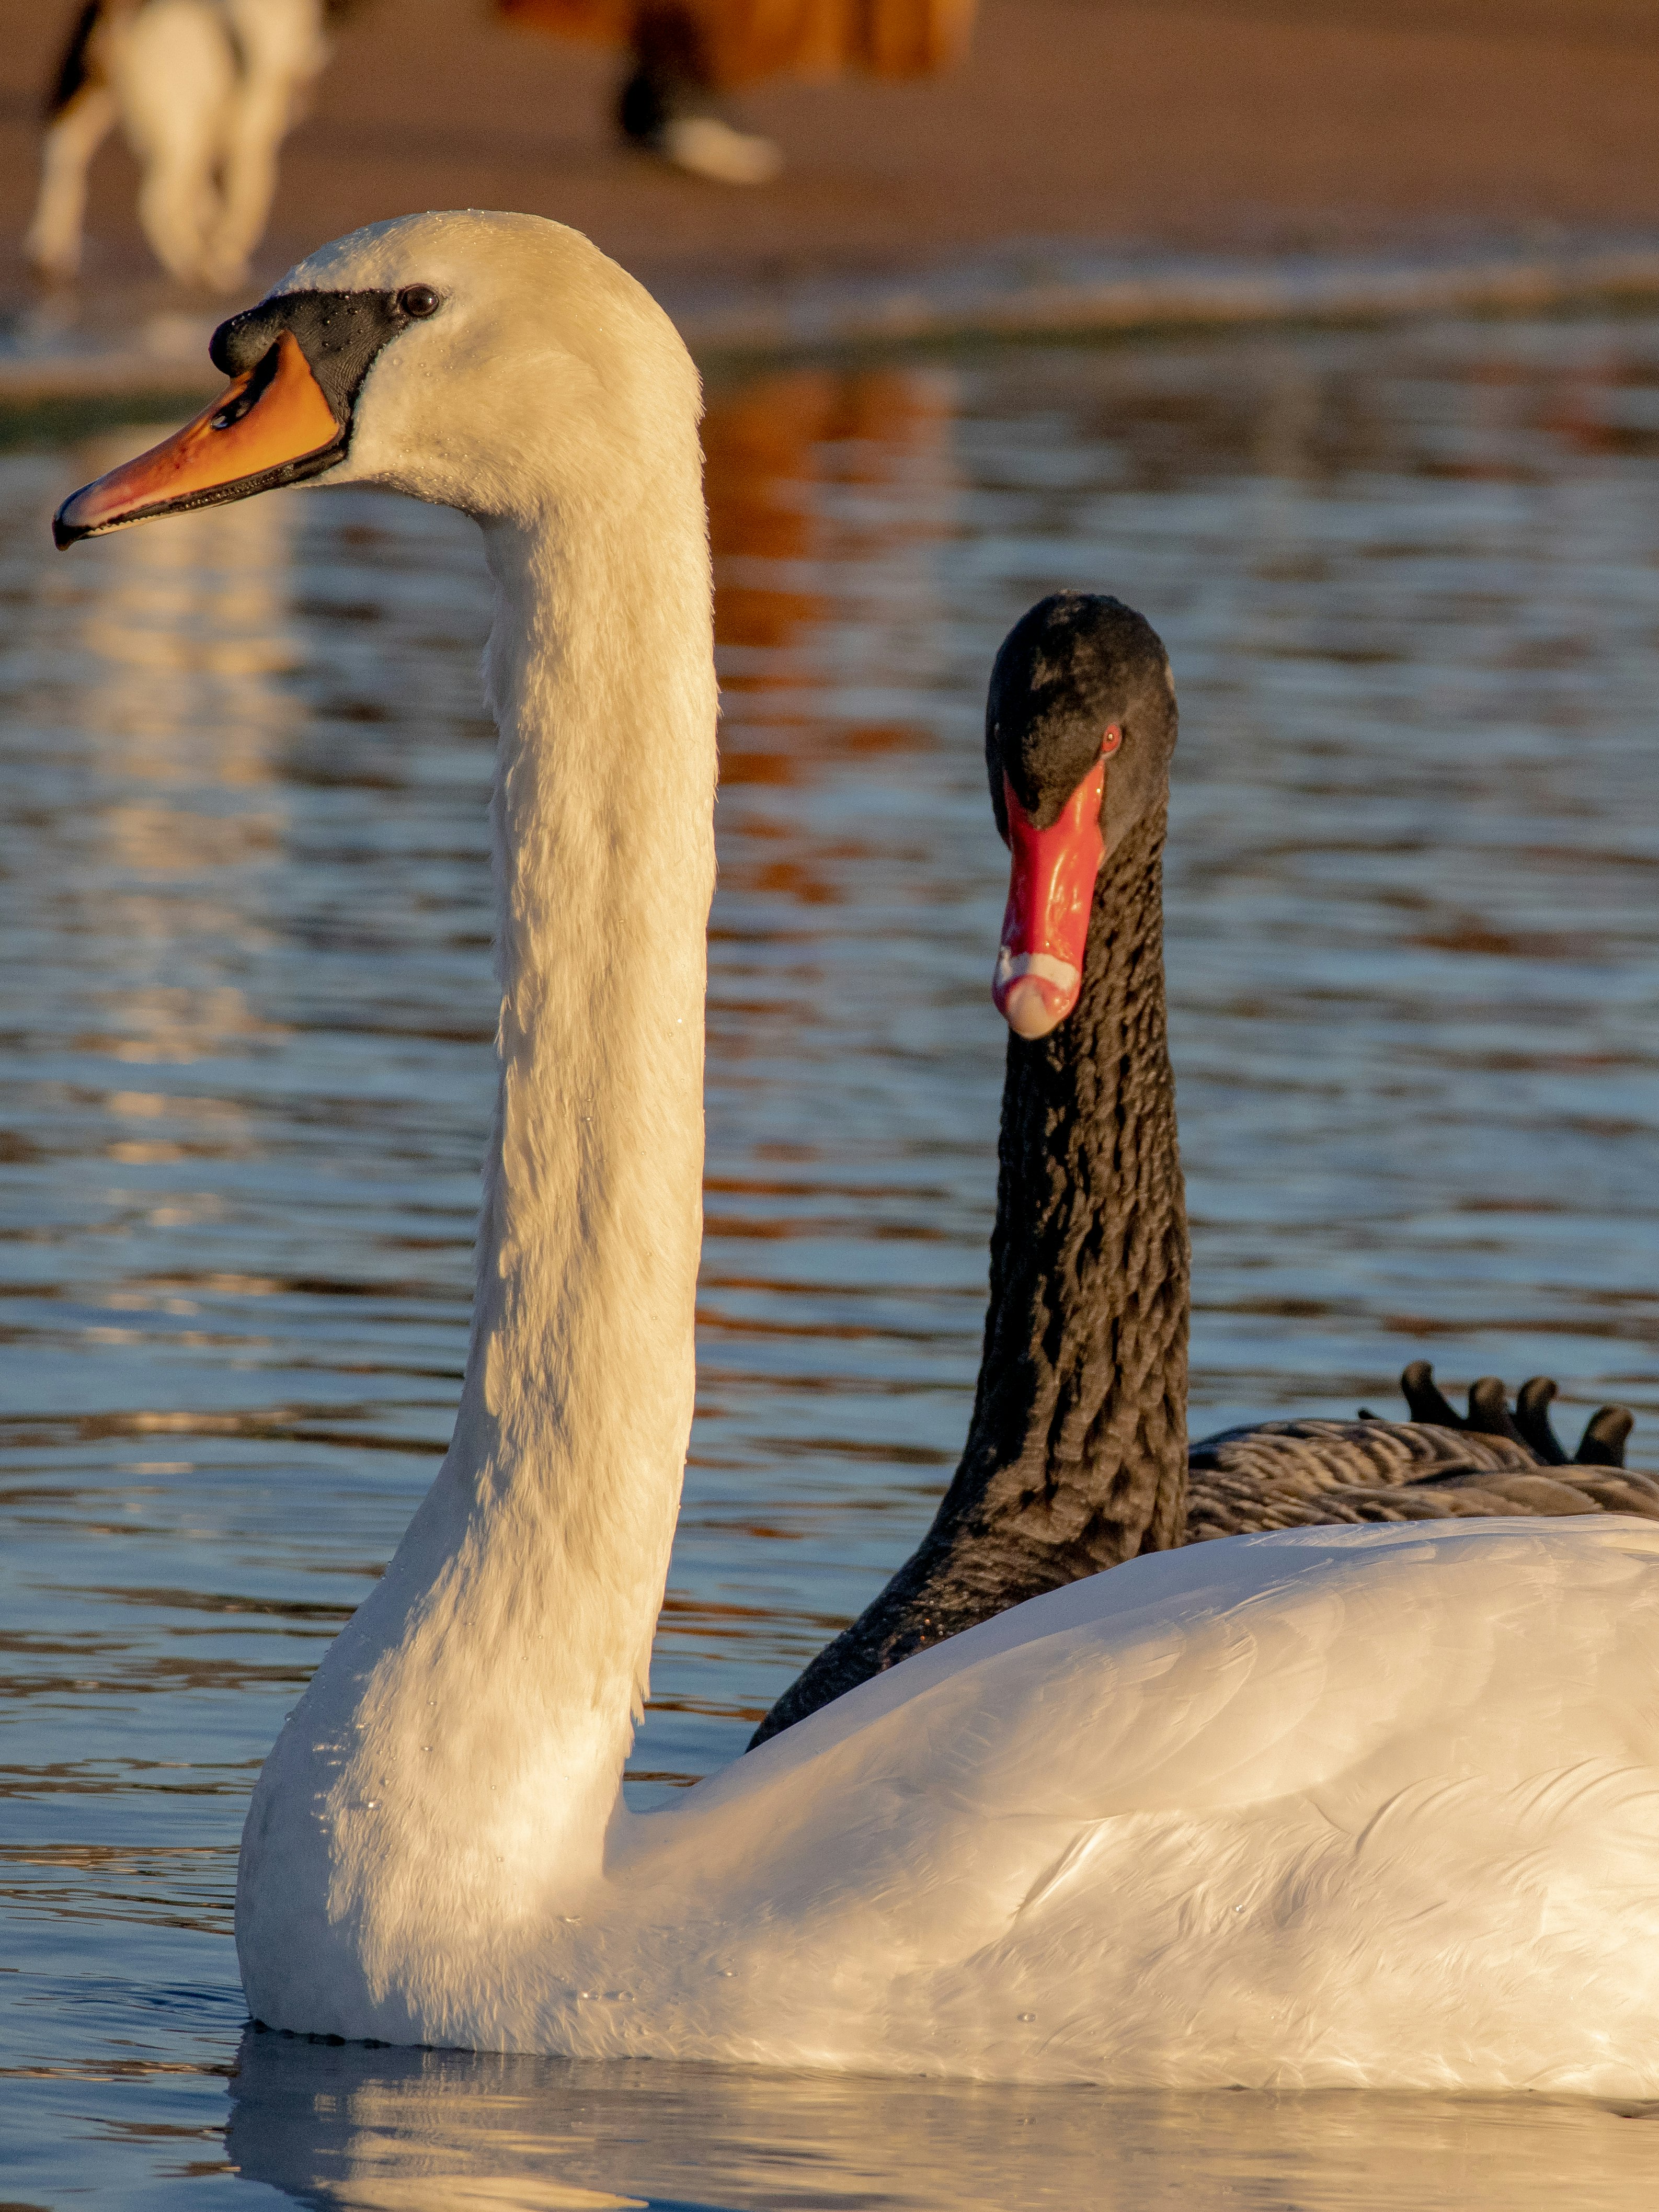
[987, 593, 1178, 1040]
[55, 210, 702, 544]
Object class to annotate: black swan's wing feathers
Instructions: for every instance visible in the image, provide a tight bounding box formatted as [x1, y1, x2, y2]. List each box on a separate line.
[1188, 1414, 1536, 1492]
[1188, 1366, 1652, 1541]
[1393, 1359, 1631, 1468]
[1187, 1418, 1659, 1540]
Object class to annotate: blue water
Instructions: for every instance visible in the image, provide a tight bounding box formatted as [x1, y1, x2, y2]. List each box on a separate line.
[3, 314, 1658, 2206]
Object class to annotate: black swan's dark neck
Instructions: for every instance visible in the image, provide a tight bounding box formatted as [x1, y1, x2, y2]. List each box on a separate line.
[958, 801, 1189, 1568]
[751, 804, 1189, 1746]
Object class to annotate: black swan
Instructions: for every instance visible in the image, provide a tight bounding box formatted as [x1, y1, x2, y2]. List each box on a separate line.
[753, 592, 1654, 1746]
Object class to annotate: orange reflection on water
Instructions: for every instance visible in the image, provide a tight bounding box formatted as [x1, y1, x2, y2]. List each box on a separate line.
[706, 365, 956, 811]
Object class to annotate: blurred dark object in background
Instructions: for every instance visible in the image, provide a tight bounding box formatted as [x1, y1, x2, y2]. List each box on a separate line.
[499, 0, 975, 183]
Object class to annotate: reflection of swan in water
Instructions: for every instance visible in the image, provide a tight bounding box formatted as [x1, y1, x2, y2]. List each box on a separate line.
[58, 428, 301, 1113]
[59, 210, 1659, 2090]
[225, 2023, 1659, 2212]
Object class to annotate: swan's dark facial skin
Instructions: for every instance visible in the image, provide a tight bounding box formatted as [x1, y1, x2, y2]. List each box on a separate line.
[209, 286, 443, 427]
[986, 591, 1177, 849]
[53, 286, 444, 546]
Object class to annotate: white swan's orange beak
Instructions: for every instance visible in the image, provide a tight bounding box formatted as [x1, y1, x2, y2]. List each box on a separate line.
[54, 330, 342, 546]
[992, 743, 1113, 1041]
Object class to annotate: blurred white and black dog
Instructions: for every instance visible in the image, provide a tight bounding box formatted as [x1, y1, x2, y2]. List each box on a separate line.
[26, 0, 343, 290]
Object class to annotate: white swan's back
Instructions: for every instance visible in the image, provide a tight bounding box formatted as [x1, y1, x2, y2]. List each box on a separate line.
[582, 1519, 1659, 2090]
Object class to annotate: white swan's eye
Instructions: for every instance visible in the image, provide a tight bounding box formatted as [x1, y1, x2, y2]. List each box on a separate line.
[399, 285, 440, 319]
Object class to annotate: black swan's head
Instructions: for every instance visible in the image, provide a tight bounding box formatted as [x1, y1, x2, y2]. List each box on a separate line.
[985, 592, 1177, 1040]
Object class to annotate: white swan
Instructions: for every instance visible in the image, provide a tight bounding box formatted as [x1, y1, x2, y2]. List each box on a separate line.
[56, 209, 1659, 2092]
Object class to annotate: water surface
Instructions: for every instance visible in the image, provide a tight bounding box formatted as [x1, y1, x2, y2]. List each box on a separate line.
[3, 314, 1658, 2205]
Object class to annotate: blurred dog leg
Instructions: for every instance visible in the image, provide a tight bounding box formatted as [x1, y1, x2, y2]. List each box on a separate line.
[25, 0, 124, 281]
[208, 0, 330, 289]
[26, 77, 119, 280]
[112, 0, 239, 287]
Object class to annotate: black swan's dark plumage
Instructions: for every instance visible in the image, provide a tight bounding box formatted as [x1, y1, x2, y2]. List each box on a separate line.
[1189, 1364, 1655, 1543]
[749, 594, 1647, 1750]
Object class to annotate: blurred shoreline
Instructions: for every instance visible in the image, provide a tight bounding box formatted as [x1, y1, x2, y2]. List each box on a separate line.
[3, 0, 1658, 393]
[7, 230, 1659, 408]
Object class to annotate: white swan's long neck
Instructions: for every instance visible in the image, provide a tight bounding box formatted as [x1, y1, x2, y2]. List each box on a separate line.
[255, 443, 717, 1971]
[452, 492, 717, 1781]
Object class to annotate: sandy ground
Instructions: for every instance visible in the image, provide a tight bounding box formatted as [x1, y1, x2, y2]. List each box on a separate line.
[0, 1, 1655, 310]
